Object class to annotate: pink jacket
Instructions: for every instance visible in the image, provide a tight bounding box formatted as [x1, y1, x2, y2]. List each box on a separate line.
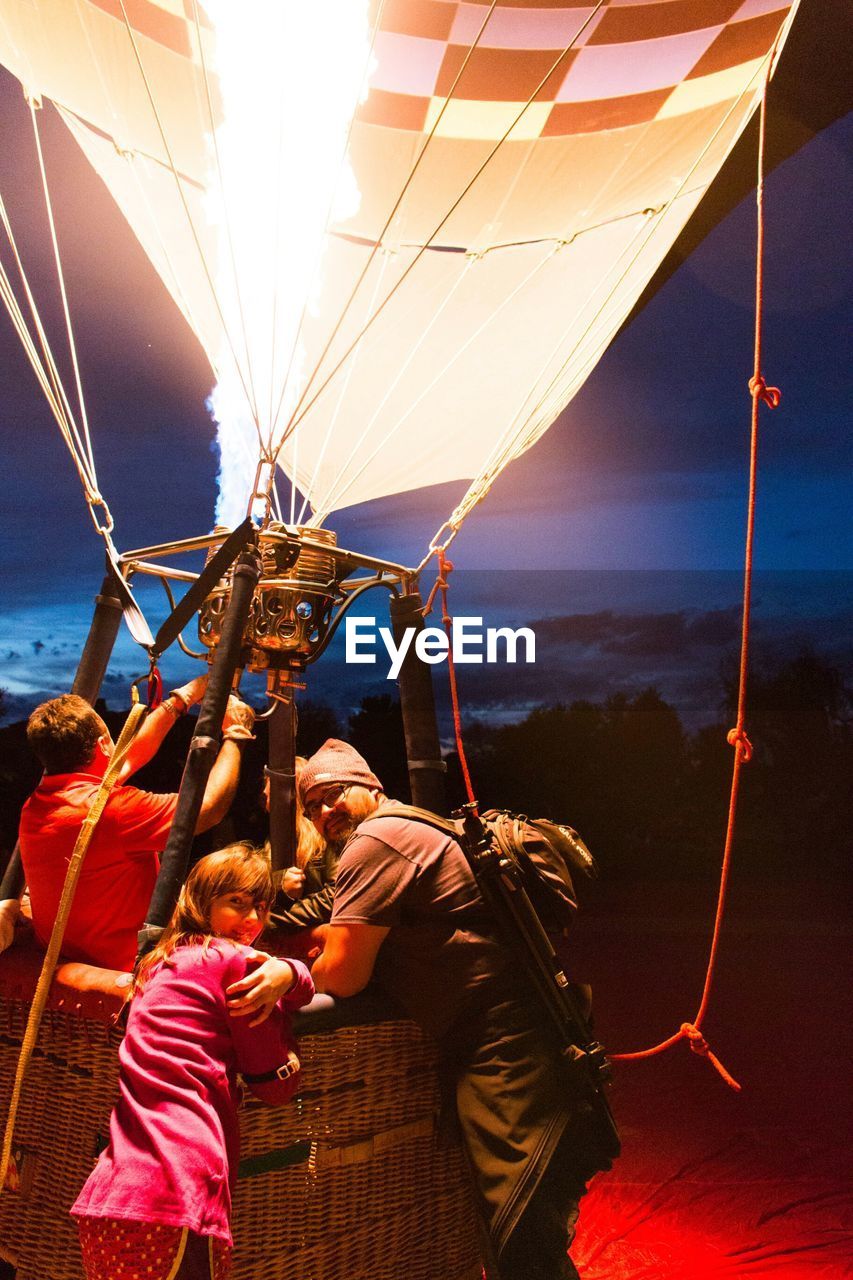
[72, 941, 314, 1244]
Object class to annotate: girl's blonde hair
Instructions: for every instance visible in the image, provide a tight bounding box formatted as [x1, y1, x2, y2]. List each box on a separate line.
[133, 843, 274, 995]
[294, 755, 325, 868]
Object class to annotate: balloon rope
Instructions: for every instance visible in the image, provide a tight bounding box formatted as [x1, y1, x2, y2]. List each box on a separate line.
[423, 553, 477, 805]
[28, 101, 96, 481]
[610, 56, 782, 1088]
[0, 206, 95, 495]
[277, 1, 608, 454]
[115, 0, 265, 458]
[0, 150, 112, 531]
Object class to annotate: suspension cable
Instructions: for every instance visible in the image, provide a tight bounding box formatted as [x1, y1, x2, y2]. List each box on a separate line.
[28, 99, 96, 478]
[0, 127, 91, 473]
[274, 1, 608, 460]
[0, 140, 113, 532]
[0, 214, 81, 464]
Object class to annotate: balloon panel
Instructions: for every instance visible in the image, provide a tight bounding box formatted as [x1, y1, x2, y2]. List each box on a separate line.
[283, 186, 706, 518]
[0, 0, 799, 519]
[0, 0, 217, 182]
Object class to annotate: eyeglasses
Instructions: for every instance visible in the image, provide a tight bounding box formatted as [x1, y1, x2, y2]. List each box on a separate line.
[304, 784, 350, 821]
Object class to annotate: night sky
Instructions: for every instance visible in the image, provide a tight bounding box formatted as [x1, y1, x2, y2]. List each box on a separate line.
[0, 60, 850, 727]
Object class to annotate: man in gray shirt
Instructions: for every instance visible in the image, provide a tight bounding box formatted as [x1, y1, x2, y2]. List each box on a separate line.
[299, 738, 614, 1280]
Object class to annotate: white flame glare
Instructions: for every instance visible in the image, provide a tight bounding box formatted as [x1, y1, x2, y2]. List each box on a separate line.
[204, 0, 370, 528]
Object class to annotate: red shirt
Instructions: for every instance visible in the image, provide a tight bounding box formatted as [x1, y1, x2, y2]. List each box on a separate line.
[19, 771, 177, 971]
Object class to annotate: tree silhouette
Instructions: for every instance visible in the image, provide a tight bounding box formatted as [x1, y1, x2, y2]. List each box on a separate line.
[348, 694, 410, 800]
[0, 653, 849, 882]
[295, 700, 342, 756]
[715, 648, 853, 875]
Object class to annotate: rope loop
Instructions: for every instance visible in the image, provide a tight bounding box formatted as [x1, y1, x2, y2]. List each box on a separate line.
[680, 1021, 709, 1055]
[429, 521, 455, 557]
[748, 374, 781, 409]
[439, 558, 456, 626]
[422, 551, 455, 618]
[726, 726, 753, 761]
[680, 1023, 742, 1092]
[87, 493, 115, 535]
[423, 549, 476, 805]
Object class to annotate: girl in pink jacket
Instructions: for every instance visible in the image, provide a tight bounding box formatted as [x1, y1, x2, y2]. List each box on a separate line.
[72, 844, 314, 1280]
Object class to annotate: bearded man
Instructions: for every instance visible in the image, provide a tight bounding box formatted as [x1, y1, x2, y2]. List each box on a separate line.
[2, 684, 252, 971]
[233, 737, 615, 1280]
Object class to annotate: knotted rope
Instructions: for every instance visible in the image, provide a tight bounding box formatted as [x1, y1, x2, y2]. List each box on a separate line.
[680, 1022, 742, 1092]
[611, 52, 783, 1090]
[422, 551, 476, 805]
[417, 45, 786, 1093]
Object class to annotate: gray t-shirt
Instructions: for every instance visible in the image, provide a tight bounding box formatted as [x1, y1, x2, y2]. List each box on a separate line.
[331, 810, 522, 1039]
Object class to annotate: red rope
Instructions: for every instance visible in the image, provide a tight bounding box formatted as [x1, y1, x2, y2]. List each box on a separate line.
[425, 551, 477, 805]
[611, 69, 781, 1091]
[422, 63, 782, 1092]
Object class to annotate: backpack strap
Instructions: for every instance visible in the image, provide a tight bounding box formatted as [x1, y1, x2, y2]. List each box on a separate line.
[359, 803, 461, 841]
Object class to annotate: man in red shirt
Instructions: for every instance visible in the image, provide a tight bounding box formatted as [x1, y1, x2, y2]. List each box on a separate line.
[6, 682, 252, 971]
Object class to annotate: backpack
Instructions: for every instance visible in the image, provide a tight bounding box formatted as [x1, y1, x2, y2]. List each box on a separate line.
[368, 804, 597, 934]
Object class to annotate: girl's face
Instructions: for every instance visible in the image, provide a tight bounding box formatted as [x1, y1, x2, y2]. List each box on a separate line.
[209, 890, 268, 947]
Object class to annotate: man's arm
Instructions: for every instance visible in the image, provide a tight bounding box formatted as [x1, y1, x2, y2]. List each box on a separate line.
[311, 922, 390, 997]
[225, 922, 388, 1021]
[195, 738, 243, 833]
[193, 695, 255, 833]
[118, 676, 208, 783]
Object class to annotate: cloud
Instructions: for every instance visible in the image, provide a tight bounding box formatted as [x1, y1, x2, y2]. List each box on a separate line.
[532, 607, 741, 659]
[0, 573, 850, 735]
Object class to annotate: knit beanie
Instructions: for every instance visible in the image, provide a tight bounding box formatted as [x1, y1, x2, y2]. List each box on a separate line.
[298, 739, 382, 803]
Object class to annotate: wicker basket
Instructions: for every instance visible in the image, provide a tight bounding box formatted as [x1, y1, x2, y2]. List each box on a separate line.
[0, 941, 480, 1280]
